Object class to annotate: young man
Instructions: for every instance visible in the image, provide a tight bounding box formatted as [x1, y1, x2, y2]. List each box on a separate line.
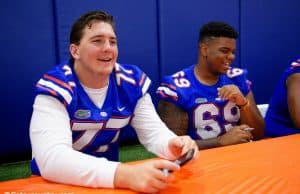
[156, 22, 264, 149]
[265, 57, 300, 137]
[29, 10, 198, 193]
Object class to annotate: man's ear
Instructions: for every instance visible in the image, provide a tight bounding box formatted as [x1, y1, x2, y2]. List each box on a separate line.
[70, 44, 80, 60]
[199, 43, 208, 57]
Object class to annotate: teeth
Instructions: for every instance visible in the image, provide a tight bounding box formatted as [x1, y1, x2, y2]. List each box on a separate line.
[99, 58, 111, 61]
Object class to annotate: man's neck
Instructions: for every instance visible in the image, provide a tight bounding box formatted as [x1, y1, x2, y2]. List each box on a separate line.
[74, 63, 109, 89]
[194, 61, 219, 86]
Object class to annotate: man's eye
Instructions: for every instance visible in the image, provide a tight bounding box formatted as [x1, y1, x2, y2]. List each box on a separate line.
[93, 39, 102, 43]
[110, 40, 117, 45]
[221, 49, 229, 54]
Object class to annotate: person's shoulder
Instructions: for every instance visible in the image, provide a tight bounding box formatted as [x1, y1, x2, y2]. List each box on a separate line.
[161, 65, 194, 85]
[286, 57, 300, 75]
[157, 65, 194, 103]
[35, 61, 76, 105]
[42, 61, 75, 81]
[114, 63, 151, 96]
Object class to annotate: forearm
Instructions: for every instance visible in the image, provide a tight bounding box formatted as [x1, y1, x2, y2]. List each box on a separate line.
[287, 73, 300, 128]
[239, 101, 265, 140]
[158, 100, 188, 136]
[132, 94, 177, 160]
[159, 116, 187, 136]
[33, 143, 119, 188]
[196, 137, 221, 150]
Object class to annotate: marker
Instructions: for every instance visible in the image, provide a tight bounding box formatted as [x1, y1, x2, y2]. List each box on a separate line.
[162, 168, 169, 177]
[215, 97, 226, 102]
[244, 127, 254, 142]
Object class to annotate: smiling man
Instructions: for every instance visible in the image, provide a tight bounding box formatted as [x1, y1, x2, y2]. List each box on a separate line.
[29, 10, 198, 193]
[156, 21, 264, 149]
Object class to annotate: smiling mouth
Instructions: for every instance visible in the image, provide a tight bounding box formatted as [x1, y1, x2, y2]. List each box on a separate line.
[98, 58, 112, 62]
[224, 62, 232, 67]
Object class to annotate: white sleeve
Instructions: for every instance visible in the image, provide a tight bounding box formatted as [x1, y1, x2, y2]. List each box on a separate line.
[30, 95, 119, 188]
[131, 93, 177, 160]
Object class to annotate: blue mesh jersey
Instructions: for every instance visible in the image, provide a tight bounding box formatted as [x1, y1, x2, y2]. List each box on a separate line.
[156, 65, 251, 140]
[31, 60, 151, 175]
[265, 57, 300, 137]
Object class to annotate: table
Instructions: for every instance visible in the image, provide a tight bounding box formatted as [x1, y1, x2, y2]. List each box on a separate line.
[1, 134, 300, 194]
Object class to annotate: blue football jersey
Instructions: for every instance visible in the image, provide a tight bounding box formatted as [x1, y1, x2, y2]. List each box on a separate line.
[31, 60, 151, 174]
[265, 57, 300, 137]
[156, 65, 250, 140]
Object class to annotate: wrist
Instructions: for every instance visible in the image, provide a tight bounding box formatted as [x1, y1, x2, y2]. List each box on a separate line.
[237, 98, 250, 109]
[114, 163, 130, 189]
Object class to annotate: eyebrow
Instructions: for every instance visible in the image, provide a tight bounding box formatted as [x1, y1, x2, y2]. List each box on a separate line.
[90, 35, 117, 40]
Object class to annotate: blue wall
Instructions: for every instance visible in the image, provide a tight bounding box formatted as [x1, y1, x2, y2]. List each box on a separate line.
[1, 0, 300, 162]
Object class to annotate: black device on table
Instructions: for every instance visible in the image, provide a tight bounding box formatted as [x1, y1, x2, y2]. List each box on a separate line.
[162, 149, 195, 176]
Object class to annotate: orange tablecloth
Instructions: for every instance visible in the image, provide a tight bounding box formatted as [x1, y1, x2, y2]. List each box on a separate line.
[1, 134, 300, 194]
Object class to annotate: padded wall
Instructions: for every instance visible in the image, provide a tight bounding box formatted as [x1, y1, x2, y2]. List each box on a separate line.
[0, 0, 57, 162]
[241, 0, 300, 103]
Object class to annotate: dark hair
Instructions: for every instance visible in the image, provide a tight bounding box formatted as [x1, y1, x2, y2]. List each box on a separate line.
[198, 21, 238, 43]
[69, 10, 115, 63]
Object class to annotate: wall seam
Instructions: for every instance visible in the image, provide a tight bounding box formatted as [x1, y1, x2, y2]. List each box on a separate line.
[52, 0, 60, 64]
[156, 0, 162, 81]
[238, 0, 242, 68]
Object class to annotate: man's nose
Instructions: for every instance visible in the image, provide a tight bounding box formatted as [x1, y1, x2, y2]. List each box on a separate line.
[228, 52, 235, 61]
[102, 40, 112, 51]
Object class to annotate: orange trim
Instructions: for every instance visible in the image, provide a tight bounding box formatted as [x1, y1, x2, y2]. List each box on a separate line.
[44, 74, 73, 93]
[36, 84, 58, 97]
[139, 73, 146, 86]
[161, 82, 176, 90]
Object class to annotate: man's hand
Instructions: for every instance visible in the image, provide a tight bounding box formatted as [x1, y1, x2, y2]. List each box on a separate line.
[217, 85, 248, 106]
[168, 136, 198, 159]
[114, 160, 180, 193]
[218, 124, 253, 146]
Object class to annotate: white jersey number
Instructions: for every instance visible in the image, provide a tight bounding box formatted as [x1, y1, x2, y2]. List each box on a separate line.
[172, 71, 190, 88]
[194, 102, 240, 139]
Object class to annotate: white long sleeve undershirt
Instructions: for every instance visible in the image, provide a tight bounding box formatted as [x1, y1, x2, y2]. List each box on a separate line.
[30, 91, 176, 188]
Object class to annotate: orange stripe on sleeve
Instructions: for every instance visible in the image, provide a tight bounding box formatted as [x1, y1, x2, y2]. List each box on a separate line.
[44, 74, 73, 93]
[139, 73, 146, 86]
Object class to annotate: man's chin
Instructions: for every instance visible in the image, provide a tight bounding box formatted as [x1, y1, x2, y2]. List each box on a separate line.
[95, 67, 114, 76]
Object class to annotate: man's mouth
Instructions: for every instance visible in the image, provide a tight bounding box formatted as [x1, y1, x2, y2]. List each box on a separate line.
[223, 62, 230, 68]
[98, 58, 112, 62]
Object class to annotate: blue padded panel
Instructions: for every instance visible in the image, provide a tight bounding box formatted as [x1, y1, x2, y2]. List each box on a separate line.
[0, 0, 57, 162]
[158, 0, 240, 77]
[241, 0, 300, 104]
[54, 0, 159, 143]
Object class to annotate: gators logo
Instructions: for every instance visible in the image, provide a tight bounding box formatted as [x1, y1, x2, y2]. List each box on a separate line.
[74, 109, 91, 119]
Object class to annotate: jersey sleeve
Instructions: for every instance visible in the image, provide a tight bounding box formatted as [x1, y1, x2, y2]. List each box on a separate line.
[285, 58, 300, 78]
[156, 75, 185, 108]
[35, 64, 75, 106]
[226, 67, 251, 96]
